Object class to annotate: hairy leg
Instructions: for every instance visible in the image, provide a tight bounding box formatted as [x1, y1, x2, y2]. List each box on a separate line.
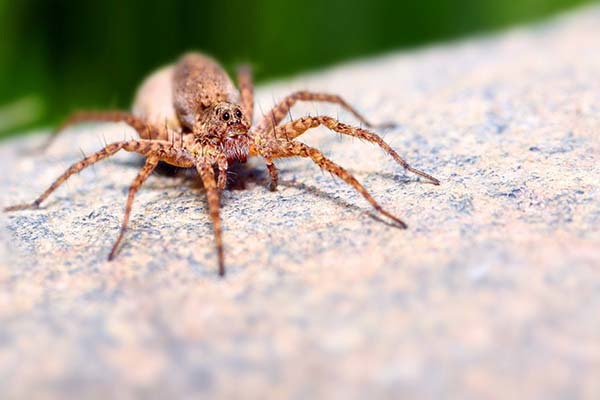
[255, 90, 394, 133]
[108, 156, 159, 260]
[265, 116, 439, 185]
[197, 163, 226, 276]
[237, 65, 254, 123]
[40, 111, 160, 151]
[269, 140, 407, 228]
[265, 159, 279, 191]
[4, 140, 194, 211]
[216, 153, 228, 192]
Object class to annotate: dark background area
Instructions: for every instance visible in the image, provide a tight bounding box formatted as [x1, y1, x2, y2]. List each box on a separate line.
[0, 0, 596, 137]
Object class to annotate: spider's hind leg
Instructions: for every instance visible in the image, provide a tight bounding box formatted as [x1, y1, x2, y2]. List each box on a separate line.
[39, 111, 157, 152]
[255, 90, 395, 132]
[237, 65, 254, 123]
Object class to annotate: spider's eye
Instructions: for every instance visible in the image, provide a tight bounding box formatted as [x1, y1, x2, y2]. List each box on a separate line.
[222, 111, 230, 121]
[235, 109, 242, 119]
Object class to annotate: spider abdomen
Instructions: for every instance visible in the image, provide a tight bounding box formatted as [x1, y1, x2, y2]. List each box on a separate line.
[131, 65, 181, 141]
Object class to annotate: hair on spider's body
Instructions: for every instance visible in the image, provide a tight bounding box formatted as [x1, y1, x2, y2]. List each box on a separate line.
[5, 52, 440, 276]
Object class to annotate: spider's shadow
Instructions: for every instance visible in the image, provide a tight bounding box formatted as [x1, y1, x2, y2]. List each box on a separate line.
[113, 158, 415, 228]
[113, 158, 273, 189]
[115, 157, 430, 186]
[275, 179, 404, 229]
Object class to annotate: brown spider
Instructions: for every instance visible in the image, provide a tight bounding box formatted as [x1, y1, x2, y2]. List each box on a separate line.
[4, 52, 439, 276]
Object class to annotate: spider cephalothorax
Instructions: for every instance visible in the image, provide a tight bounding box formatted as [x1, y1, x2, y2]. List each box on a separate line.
[193, 102, 251, 164]
[5, 52, 440, 276]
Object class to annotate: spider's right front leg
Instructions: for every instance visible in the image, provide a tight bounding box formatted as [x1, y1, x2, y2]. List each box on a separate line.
[196, 162, 226, 276]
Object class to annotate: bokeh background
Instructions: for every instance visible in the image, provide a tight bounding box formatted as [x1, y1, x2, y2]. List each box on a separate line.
[0, 0, 596, 138]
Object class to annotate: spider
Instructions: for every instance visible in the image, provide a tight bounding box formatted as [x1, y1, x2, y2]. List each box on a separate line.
[4, 52, 439, 276]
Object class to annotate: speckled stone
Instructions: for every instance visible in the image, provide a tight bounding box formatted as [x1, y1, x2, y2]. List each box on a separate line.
[2, 7, 600, 400]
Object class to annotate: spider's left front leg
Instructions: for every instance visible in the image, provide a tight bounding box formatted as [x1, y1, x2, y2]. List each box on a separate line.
[108, 156, 159, 260]
[263, 116, 440, 185]
[260, 139, 408, 228]
[104, 144, 195, 260]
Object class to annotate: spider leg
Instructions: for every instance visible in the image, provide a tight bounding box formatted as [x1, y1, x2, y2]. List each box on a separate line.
[40, 111, 160, 151]
[255, 91, 395, 133]
[216, 153, 228, 192]
[265, 159, 279, 191]
[269, 140, 407, 228]
[4, 140, 193, 212]
[237, 65, 254, 123]
[196, 162, 226, 276]
[264, 116, 439, 185]
[108, 156, 159, 260]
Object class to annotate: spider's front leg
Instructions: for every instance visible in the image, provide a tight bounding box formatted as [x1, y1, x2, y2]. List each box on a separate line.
[108, 156, 159, 260]
[261, 115, 439, 186]
[196, 162, 226, 276]
[257, 138, 408, 228]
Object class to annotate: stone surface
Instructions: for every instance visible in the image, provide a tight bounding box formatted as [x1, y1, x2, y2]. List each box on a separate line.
[2, 7, 600, 400]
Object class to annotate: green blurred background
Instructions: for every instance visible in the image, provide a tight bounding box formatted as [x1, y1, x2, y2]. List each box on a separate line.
[0, 0, 596, 138]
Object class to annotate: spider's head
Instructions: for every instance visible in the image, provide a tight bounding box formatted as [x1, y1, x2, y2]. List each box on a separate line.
[196, 102, 251, 163]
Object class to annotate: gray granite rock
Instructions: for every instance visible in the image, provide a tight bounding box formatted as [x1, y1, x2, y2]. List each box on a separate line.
[2, 7, 600, 400]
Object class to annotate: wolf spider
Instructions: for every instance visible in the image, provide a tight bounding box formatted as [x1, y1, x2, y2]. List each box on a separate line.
[4, 52, 439, 276]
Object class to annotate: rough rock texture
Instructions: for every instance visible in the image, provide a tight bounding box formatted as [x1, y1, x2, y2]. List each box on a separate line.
[2, 7, 600, 400]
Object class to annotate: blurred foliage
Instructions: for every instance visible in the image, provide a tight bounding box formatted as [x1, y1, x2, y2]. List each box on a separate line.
[0, 0, 596, 137]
